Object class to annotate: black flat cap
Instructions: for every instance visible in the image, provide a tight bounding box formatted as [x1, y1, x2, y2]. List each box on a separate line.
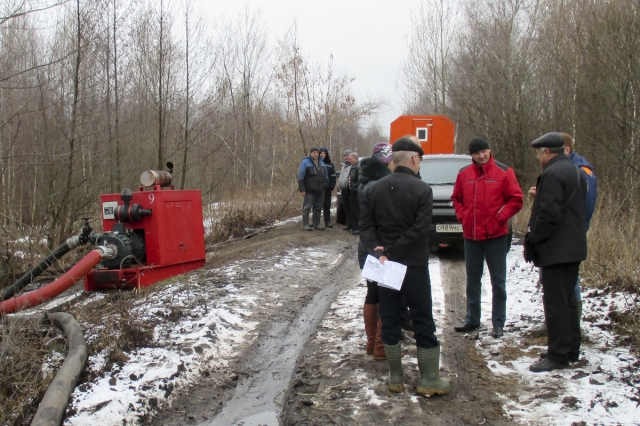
[531, 132, 564, 149]
[392, 137, 424, 156]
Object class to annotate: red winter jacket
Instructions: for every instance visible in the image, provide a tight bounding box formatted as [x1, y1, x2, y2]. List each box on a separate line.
[451, 156, 523, 241]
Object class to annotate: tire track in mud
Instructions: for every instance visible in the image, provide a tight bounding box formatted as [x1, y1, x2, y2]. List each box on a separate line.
[145, 224, 360, 426]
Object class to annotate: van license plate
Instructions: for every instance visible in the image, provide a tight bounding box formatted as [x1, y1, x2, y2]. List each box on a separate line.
[436, 224, 462, 232]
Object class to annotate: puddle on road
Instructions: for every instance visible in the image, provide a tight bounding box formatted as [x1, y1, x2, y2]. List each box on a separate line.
[201, 254, 352, 426]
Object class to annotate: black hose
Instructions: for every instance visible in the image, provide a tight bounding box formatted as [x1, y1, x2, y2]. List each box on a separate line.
[0, 241, 74, 302]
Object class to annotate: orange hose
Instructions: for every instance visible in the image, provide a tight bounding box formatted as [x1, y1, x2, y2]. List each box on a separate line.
[0, 249, 103, 315]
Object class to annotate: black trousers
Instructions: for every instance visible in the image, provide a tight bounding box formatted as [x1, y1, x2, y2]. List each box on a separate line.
[379, 266, 439, 349]
[364, 280, 380, 304]
[322, 189, 332, 224]
[342, 190, 352, 228]
[349, 191, 360, 231]
[541, 262, 581, 364]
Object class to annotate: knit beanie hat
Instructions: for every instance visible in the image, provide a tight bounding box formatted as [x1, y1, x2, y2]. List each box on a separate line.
[468, 137, 490, 154]
[309, 147, 320, 153]
[343, 149, 352, 156]
[371, 142, 392, 164]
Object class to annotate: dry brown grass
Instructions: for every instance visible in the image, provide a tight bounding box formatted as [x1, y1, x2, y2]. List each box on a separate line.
[67, 290, 157, 375]
[203, 184, 301, 245]
[0, 317, 63, 426]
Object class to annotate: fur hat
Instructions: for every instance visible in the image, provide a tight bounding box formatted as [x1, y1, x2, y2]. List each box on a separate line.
[468, 137, 490, 154]
[371, 142, 392, 164]
[392, 138, 424, 156]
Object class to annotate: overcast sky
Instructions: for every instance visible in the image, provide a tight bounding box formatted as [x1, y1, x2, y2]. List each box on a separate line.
[200, 0, 423, 135]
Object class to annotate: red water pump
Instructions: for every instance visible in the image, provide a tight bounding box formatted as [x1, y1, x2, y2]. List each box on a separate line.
[84, 169, 206, 291]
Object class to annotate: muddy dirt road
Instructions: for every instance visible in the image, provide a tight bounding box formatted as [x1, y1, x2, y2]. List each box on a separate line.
[145, 221, 515, 426]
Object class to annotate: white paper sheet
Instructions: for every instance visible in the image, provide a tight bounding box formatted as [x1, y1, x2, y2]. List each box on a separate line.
[361, 255, 407, 291]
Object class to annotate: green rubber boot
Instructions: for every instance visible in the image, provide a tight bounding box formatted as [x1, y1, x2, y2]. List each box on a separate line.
[302, 210, 313, 231]
[384, 342, 404, 392]
[313, 210, 324, 230]
[417, 345, 450, 396]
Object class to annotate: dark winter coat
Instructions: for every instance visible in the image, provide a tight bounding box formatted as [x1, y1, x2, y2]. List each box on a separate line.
[451, 155, 524, 241]
[527, 154, 587, 267]
[348, 161, 360, 194]
[357, 157, 392, 268]
[359, 166, 433, 267]
[297, 156, 328, 194]
[319, 148, 337, 191]
[568, 151, 597, 231]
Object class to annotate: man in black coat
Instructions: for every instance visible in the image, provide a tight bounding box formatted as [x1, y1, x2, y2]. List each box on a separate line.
[359, 138, 450, 396]
[319, 148, 337, 228]
[346, 152, 361, 234]
[526, 132, 587, 372]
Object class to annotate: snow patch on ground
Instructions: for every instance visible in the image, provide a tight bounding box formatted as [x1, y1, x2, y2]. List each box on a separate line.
[471, 247, 640, 425]
[66, 277, 259, 425]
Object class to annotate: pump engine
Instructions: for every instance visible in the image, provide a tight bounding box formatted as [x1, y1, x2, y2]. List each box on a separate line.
[84, 165, 206, 291]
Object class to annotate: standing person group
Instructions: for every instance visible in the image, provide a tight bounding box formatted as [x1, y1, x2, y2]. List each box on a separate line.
[296, 130, 592, 394]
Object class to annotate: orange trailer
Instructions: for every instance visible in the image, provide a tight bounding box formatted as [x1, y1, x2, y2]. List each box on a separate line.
[389, 115, 456, 154]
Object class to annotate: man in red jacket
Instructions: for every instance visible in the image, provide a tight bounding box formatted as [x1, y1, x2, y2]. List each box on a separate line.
[452, 138, 524, 338]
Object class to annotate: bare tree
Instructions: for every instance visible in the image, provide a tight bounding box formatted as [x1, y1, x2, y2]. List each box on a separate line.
[402, 0, 460, 115]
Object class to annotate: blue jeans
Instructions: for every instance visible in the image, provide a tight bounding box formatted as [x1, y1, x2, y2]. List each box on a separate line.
[464, 236, 508, 328]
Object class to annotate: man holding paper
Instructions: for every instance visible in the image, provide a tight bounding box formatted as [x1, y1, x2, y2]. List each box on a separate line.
[359, 138, 450, 396]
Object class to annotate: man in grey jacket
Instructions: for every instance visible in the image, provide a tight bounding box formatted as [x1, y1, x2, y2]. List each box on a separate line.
[526, 132, 587, 372]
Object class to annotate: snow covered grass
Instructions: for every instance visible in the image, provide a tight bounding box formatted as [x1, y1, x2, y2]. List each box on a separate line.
[473, 246, 640, 425]
[64, 274, 260, 425]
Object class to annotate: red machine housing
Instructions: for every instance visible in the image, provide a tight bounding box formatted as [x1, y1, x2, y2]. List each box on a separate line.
[84, 187, 206, 291]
